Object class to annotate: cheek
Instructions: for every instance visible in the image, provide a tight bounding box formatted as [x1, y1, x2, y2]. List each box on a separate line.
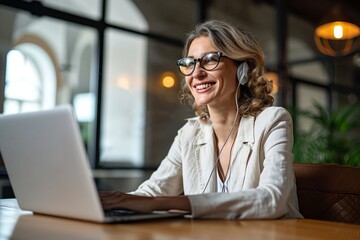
[185, 77, 193, 89]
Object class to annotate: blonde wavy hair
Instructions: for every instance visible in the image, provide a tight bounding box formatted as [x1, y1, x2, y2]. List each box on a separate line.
[178, 20, 274, 120]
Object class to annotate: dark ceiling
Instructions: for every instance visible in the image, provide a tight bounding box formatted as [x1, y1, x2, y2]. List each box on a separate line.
[256, 0, 360, 26]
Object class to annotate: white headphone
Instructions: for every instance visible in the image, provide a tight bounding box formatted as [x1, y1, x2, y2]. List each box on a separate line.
[237, 62, 249, 85]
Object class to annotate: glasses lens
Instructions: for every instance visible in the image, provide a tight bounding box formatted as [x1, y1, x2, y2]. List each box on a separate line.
[178, 57, 195, 75]
[201, 52, 220, 70]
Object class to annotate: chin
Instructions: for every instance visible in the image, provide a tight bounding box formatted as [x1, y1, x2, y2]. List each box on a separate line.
[195, 99, 212, 106]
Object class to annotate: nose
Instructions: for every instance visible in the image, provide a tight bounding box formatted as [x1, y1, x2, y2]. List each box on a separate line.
[191, 62, 206, 79]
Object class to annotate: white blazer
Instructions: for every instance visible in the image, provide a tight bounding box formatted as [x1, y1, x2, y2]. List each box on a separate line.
[133, 107, 303, 219]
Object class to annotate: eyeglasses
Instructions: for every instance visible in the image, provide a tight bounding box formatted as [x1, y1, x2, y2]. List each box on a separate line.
[177, 51, 228, 76]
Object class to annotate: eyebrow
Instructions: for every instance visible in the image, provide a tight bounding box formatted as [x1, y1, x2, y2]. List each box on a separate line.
[186, 51, 218, 59]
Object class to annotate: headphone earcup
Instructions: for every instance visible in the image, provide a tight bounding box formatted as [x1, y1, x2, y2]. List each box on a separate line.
[237, 65, 243, 84]
[237, 62, 249, 85]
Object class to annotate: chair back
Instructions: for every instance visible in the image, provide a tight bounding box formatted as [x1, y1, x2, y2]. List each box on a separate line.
[294, 163, 360, 224]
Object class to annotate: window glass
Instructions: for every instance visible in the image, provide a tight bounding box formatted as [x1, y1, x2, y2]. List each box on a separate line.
[101, 29, 148, 167]
[107, 0, 148, 32]
[130, 0, 197, 39]
[289, 61, 328, 84]
[4, 46, 50, 114]
[5, 50, 39, 100]
[4, 50, 41, 113]
[1, 9, 98, 155]
[33, 0, 102, 20]
[142, 38, 193, 167]
[334, 58, 357, 88]
[297, 85, 327, 111]
[296, 84, 327, 131]
[100, 30, 192, 167]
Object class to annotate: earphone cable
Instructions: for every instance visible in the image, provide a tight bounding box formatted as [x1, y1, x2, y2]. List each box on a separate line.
[201, 80, 241, 194]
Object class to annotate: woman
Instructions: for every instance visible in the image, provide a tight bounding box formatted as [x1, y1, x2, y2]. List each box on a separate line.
[100, 20, 303, 219]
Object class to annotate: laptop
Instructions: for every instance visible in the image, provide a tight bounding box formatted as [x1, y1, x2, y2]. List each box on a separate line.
[0, 105, 185, 223]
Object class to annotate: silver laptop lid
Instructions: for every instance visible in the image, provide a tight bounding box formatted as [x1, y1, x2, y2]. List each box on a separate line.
[0, 106, 105, 222]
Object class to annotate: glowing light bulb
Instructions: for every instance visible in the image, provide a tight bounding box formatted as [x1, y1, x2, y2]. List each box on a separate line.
[334, 25, 343, 39]
[117, 76, 130, 90]
[162, 76, 175, 88]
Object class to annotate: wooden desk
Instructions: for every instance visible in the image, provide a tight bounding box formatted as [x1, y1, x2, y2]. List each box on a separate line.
[1, 199, 359, 240]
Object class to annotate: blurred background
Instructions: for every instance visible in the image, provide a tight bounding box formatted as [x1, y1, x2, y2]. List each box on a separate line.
[0, 0, 359, 196]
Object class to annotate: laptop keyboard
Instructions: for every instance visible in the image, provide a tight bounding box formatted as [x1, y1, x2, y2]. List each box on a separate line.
[104, 209, 139, 217]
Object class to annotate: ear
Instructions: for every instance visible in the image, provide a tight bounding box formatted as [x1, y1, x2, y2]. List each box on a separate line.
[237, 62, 249, 85]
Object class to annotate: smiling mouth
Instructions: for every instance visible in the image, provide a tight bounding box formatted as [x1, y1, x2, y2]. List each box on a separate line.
[195, 83, 215, 90]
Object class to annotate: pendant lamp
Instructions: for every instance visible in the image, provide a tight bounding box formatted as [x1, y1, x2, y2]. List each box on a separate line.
[314, 4, 360, 57]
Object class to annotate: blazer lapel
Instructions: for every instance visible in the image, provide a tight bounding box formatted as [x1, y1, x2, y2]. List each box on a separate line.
[195, 122, 216, 193]
[228, 115, 255, 190]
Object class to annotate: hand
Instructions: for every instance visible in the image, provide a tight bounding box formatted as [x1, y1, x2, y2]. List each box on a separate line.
[99, 191, 155, 213]
[99, 191, 191, 213]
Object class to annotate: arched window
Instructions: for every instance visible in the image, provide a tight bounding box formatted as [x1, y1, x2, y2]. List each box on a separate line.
[4, 49, 42, 114]
[4, 43, 57, 114]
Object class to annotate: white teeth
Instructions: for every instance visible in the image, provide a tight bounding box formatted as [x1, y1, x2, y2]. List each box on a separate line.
[195, 83, 213, 90]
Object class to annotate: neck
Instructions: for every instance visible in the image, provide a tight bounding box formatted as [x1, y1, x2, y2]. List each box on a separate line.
[209, 106, 240, 144]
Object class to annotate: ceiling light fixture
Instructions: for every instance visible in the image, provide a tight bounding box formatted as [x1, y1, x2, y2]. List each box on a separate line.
[314, 5, 360, 57]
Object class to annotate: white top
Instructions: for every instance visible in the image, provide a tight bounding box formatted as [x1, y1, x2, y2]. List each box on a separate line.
[132, 107, 303, 220]
[217, 170, 229, 193]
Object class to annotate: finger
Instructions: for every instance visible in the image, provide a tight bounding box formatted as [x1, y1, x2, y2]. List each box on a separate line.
[99, 191, 122, 200]
[99, 192, 128, 209]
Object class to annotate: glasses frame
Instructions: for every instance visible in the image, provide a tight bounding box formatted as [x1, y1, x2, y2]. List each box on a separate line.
[177, 51, 228, 76]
